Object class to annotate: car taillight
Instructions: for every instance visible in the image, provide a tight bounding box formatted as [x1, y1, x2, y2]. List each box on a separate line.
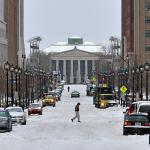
[124, 121, 131, 126]
[144, 123, 150, 126]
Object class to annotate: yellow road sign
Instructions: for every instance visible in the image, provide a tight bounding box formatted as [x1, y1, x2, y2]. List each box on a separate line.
[120, 85, 127, 93]
[91, 76, 96, 81]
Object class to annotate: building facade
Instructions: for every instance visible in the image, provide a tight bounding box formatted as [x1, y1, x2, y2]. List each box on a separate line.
[0, 0, 7, 66]
[122, 0, 150, 66]
[4, 0, 25, 67]
[44, 37, 112, 84]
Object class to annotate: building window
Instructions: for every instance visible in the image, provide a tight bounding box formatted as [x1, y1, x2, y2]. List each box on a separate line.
[145, 46, 150, 51]
[145, 30, 150, 37]
[145, 2, 150, 11]
[146, 17, 150, 23]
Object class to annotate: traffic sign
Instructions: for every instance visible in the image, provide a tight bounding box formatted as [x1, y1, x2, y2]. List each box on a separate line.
[91, 76, 97, 82]
[120, 85, 127, 93]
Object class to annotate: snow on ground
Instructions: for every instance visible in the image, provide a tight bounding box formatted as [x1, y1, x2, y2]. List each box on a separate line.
[0, 84, 149, 150]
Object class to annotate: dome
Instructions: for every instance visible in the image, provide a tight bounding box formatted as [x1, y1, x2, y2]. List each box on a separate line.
[69, 36, 82, 39]
[54, 42, 67, 45]
[84, 42, 95, 45]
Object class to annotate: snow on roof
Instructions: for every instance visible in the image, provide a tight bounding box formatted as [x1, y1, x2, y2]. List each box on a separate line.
[69, 36, 82, 39]
[43, 44, 104, 53]
[54, 42, 67, 45]
[84, 42, 95, 45]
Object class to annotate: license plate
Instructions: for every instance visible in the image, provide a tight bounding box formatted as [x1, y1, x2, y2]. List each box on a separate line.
[17, 118, 20, 123]
[135, 122, 141, 126]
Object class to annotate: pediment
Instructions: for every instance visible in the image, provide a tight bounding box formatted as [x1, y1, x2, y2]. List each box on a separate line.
[52, 49, 97, 57]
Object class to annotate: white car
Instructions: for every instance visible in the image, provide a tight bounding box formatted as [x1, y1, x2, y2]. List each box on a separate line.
[6, 107, 26, 125]
[137, 102, 150, 114]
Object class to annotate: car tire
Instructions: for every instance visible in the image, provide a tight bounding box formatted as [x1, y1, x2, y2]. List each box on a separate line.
[22, 120, 26, 125]
[9, 124, 12, 132]
[28, 113, 31, 116]
[53, 104, 56, 107]
[123, 129, 128, 135]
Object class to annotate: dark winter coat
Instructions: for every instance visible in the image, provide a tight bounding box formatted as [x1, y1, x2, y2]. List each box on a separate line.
[75, 104, 80, 112]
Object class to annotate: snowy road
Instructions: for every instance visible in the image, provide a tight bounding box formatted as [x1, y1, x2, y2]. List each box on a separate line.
[0, 85, 149, 150]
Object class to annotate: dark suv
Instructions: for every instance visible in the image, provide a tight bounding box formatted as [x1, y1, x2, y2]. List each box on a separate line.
[0, 108, 12, 132]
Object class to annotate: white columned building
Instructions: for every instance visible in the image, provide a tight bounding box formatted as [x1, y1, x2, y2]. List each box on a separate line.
[44, 37, 112, 84]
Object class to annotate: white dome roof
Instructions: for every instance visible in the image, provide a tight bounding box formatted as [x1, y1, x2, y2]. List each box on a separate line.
[55, 42, 67, 45]
[69, 36, 82, 39]
[84, 42, 95, 45]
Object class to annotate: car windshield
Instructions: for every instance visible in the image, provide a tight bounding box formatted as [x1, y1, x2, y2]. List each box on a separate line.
[101, 95, 114, 100]
[7, 108, 22, 112]
[31, 104, 40, 108]
[139, 105, 150, 113]
[48, 92, 55, 96]
[97, 87, 112, 94]
[0, 111, 6, 117]
[46, 95, 53, 99]
[127, 115, 149, 122]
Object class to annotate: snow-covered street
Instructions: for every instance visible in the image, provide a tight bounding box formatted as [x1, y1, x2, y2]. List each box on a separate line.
[0, 85, 149, 150]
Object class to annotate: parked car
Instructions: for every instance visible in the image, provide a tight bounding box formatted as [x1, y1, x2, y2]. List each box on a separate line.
[123, 101, 150, 119]
[0, 108, 12, 132]
[123, 113, 150, 135]
[42, 94, 56, 107]
[6, 107, 26, 125]
[28, 103, 42, 115]
[71, 91, 80, 98]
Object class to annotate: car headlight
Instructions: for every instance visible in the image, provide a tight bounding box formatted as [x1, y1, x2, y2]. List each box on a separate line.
[1, 120, 7, 124]
[50, 99, 54, 102]
[42, 100, 45, 102]
[100, 103, 105, 107]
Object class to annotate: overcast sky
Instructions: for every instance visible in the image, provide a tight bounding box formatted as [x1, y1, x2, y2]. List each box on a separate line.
[24, 0, 121, 55]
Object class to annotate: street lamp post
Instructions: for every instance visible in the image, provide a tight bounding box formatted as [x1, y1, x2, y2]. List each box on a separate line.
[4, 61, 10, 107]
[132, 68, 135, 102]
[144, 63, 149, 101]
[117, 72, 121, 104]
[136, 67, 140, 99]
[140, 65, 144, 100]
[14, 66, 18, 92]
[10, 65, 14, 106]
[125, 71, 128, 106]
[112, 72, 115, 90]
[25, 71, 28, 108]
[14, 66, 18, 106]
[18, 68, 21, 107]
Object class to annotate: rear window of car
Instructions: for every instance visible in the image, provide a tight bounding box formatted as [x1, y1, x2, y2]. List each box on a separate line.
[7, 108, 23, 112]
[0, 111, 6, 117]
[127, 115, 149, 122]
[31, 104, 40, 108]
[138, 105, 150, 113]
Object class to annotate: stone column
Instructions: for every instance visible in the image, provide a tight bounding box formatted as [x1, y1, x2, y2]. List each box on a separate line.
[78, 60, 81, 83]
[92, 60, 95, 76]
[85, 60, 88, 82]
[70, 60, 73, 83]
[92, 60, 95, 70]
[63, 60, 66, 81]
[56, 60, 59, 71]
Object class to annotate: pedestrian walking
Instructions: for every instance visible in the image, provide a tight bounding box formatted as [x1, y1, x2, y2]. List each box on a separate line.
[71, 102, 81, 122]
[67, 86, 70, 92]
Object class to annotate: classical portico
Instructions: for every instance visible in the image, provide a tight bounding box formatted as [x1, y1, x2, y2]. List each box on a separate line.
[44, 37, 112, 84]
[50, 47, 106, 84]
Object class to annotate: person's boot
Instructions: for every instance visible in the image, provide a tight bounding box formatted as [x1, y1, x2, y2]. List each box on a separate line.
[71, 119, 73, 122]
